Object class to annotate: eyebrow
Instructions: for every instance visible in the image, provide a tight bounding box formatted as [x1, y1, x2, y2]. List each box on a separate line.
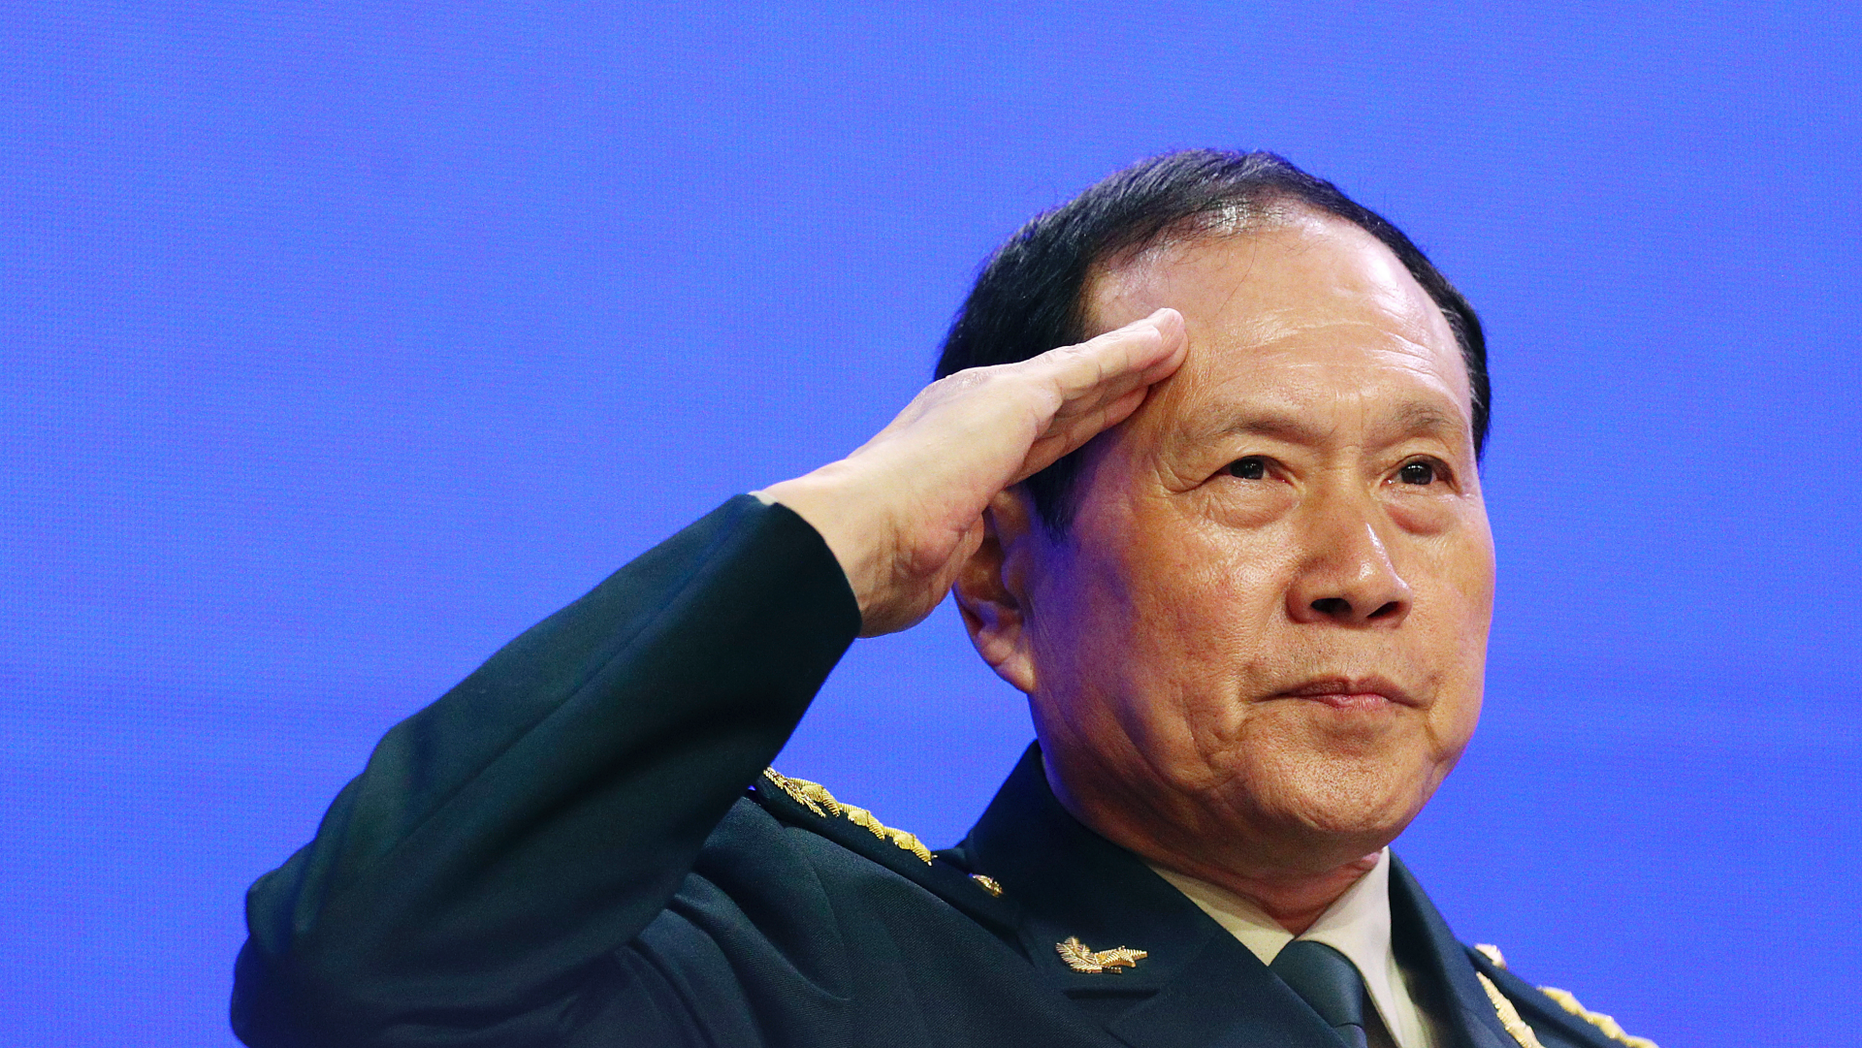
[1192, 399, 1466, 447]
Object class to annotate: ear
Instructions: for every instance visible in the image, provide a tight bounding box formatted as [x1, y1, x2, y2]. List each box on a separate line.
[953, 488, 1043, 694]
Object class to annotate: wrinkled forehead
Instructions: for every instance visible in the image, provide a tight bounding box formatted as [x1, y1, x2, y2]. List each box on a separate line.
[1081, 208, 1470, 414]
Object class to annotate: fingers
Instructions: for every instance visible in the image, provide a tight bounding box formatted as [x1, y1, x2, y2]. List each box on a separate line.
[1011, 385, 1149, 484]
[1041, 307, 1187, 402]
[1000, 308, 1186, 482]
[759, 307, 1185, 637]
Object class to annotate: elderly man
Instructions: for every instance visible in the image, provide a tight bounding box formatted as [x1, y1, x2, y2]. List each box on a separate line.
[233, 151, 1652, 1048]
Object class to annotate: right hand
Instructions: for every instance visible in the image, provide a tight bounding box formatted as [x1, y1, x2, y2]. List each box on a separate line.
[758, 307, 1186, 637]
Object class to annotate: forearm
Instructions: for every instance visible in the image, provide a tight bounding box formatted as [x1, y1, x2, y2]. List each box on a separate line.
[233, 496, 860, 1045]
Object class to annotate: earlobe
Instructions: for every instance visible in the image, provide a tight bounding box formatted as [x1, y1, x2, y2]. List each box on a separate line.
[953, 490, 1041, 694]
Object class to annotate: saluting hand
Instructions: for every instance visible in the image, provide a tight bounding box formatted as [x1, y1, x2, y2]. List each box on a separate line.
[759, 308, 1186, 637]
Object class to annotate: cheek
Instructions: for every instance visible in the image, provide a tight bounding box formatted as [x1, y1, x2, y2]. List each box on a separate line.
[1110, 530, 1301, 751]
[1448, 503, 1497, 606]
[1123, 511, 1287, 646]
[1409, 511, 1496, 635]
[1413, 539, 1492, 765]
[1427, 675, 1483, 760]
[1028, 523, 1281, 757]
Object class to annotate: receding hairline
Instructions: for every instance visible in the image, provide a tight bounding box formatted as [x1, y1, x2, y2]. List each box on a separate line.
[1077, 196, 1339, 339]
[1079, 207, 1479, 456]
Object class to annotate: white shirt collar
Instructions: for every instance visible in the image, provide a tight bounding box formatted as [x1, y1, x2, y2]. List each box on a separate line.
[1150, 849, 1434, 1048]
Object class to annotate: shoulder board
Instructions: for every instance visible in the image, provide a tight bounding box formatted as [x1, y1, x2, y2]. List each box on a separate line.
[754, 767, 933, 864]
[1466, 943, 1660, 1048]
[748, 767, 1025, 941]
[1535, 986, 1659, 1048]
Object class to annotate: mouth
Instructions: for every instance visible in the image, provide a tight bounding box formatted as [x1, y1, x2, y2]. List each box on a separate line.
[1272, 676, 1419, 710]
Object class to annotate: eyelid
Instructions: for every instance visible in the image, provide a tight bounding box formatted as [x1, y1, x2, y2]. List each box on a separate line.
[1218, 453, 1276, 481]
[1395, 454, 1456, 486]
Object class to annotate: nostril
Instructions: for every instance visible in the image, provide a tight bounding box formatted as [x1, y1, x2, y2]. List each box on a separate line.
[1310, 597, 1351, 617]
[1366, 601, 1402, 620]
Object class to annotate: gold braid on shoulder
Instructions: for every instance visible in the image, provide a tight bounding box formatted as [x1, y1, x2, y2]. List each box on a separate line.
[1477, 973, 1546, 1048]
[760, 768, 933, 864]
[1537, 986, 1659, 1048]
[1473, 943, 1658, 1048]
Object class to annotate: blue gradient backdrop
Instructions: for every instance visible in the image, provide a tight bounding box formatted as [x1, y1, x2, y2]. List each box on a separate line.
[4, 3, 1859, 1045]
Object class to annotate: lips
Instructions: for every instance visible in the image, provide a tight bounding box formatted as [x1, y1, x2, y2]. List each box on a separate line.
[1274, 676, 1418, 709]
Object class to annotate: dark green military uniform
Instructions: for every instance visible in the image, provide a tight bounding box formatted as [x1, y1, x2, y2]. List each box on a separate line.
[233, 497, 1651, 1048]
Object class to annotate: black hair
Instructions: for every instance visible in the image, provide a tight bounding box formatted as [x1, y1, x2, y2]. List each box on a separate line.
[935, 149, 1488, 531]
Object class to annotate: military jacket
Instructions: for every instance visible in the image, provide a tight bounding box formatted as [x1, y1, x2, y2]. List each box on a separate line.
[233, 497, 1653, 1048]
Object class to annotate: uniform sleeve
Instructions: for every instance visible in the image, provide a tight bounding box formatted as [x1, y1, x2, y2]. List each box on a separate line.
[231, 496, 862, 1047]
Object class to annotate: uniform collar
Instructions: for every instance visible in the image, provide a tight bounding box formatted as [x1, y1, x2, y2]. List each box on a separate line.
[1155, 850, 1442, 1048]
[962, 744, 1342, 1048]
[1387, 857, 1518, 1048]
[959, 744, 1518, 1048]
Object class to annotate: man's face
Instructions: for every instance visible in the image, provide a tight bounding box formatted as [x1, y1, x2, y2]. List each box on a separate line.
[980, 210, 1495, 876]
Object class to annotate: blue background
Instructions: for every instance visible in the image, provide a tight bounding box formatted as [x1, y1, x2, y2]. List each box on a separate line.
[5, 3, 1859, 1044]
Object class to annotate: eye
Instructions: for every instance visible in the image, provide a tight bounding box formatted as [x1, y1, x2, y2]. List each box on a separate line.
[1226, 456, 1268, 480]
[1397, 460, 1442, 485]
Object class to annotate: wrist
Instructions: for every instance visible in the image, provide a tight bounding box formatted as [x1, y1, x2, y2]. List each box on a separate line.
[756, 467, 892, 630]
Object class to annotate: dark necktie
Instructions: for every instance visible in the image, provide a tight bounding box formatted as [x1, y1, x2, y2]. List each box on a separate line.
[1270, 939, 1380, 1048]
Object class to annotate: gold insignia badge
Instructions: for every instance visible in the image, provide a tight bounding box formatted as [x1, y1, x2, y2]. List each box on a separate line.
[970, 873, 1004, 897]
[1055, 936, 1147, 974]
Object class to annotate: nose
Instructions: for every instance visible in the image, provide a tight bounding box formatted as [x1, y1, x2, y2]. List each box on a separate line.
[1285, 501, 1413, 627]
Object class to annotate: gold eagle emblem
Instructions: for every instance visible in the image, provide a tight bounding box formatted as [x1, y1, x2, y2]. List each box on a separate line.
[1055, 936, 1148, 974]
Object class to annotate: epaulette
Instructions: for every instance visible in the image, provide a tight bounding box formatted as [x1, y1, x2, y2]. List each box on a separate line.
[746, 768, 1025, 947]
[1470, 943, 1659, 1048]
[755, 768, 934, 864]
[1535, 986, 1658, 1048]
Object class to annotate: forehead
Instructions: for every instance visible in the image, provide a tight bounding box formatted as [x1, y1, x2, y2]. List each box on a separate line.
[1083, 211, 1471, 435]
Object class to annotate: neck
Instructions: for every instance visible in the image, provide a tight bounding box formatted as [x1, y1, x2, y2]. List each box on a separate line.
[1042, 751, 1388, 935]
[1162, 851, 1381, 935]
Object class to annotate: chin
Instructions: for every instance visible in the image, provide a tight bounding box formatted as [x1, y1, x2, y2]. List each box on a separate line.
[1239, 753, 1442, 857]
